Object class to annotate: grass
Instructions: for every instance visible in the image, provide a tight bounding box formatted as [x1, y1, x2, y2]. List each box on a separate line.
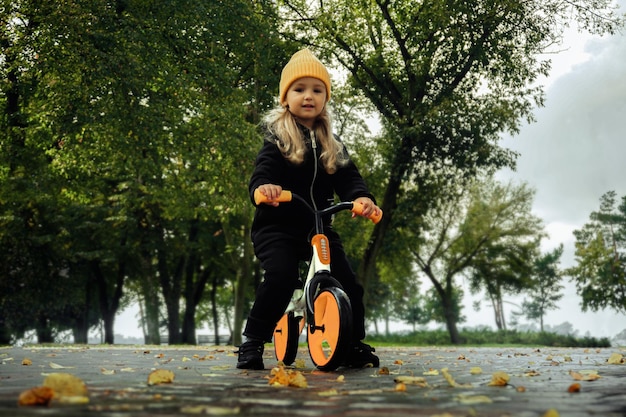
[365, 329, 612, 348]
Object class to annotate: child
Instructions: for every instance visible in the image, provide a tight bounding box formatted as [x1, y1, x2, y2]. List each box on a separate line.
[237, 49, 381, 370]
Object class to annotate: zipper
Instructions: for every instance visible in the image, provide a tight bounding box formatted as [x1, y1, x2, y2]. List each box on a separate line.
[309, 129, 318, 212]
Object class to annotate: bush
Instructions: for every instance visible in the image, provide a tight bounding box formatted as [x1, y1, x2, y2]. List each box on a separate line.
[367, 328, 611, 348]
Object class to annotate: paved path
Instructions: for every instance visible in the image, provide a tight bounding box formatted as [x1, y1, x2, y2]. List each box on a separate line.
[1, 344, 625, 416]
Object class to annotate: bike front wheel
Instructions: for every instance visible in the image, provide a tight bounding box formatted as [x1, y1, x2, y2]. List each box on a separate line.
[307, 286, 353, 371]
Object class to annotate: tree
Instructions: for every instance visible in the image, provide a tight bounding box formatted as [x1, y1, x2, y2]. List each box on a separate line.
[410, 178, 544, 343]
[275, 0, 625, 300]
[517, 245, 565, 331]
[568, 191, 626, 316]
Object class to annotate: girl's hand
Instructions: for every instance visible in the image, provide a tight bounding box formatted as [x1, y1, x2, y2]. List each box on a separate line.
[256, 184, 283, 207]
[353, 197, 380, 219]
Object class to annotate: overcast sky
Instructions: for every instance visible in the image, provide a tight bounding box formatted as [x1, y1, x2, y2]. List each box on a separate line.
[486, 2, 626, 339]
[114, 5, 626, 341]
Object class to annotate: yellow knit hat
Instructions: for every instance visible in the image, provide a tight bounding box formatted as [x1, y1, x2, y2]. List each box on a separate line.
[279, 49, 331, 104]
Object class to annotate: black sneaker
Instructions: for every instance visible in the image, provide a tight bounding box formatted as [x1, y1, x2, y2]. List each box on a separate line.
[344, 342, 379, 368]
[236, 340, 265, 370]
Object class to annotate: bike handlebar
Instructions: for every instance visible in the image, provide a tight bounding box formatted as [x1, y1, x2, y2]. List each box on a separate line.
[254, 189, 382, 224]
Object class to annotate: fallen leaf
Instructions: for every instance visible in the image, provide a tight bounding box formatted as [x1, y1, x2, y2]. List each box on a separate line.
[378, 367, 390, 375]
[22, 359, 33, 366]
[469, 367, 482, 375]
[487, 371, 510, 386]
[569, 370, 601, 381]
[49, 362, 73, 369]
[395, 382, 407, 392]
[524, 370, 541, 377]
[17, 387, 55, 407]
[542, 409, 560, 417]
[567, 383, 581, 393]
[336, 375, 345, 382]
[394, 376, 428, 387]
[516, 386, 526, 392]
[180, 405, 241, 414]
[318, 389, 339, 396]
[147, 369, 175, 385]
[182, 357, 192, 362]
[43, 373, 88, 397]
[394, 359, 404, 365]
[455, 394, 493, 404]
[423, 368, 439, 376]
[100, 368, 115, 375]
[441, 368, 472, 388]
[607, 353, 624, 365]
[268, 366, 308, 388]
[295, 358, 306, 369]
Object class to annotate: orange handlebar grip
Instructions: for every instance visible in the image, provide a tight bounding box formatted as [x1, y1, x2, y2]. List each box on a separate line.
[254, 189, 293, 205]
[351, 202, 383, 224]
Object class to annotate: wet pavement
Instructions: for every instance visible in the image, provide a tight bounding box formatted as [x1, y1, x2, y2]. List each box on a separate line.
[1, 344, 625, 416]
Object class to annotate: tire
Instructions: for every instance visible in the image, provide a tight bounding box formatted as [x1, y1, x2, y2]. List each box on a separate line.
[307, 286, 353, 371]
[273, 311, 303, 366]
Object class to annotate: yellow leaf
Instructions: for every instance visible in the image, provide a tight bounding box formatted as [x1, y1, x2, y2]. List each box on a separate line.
[569, 370, 601, 381]
[423, 368, 439, 376]
[336, 375, 345, 382]
[295, 358, 306, 369]
[394, 376, 428, 387]
[469, 367, 482, 375]
[49, 362, 73, 369]
[395, 382, 407, 392]
[268, 366, 308, 388]
[147, 369, 175, 386]
[182, 357, 192, 362]
[441, 368, 472, 388]
[43, 373, 88, 397]
[100, 368, 115, 375]
[542, 409, 560, 417]
[318, 389, 339, 396]
[607, 353, 624, 365]
[22, 358, 33, 366]
[455, 394, 493, 404]
[487, 371, 510, 386]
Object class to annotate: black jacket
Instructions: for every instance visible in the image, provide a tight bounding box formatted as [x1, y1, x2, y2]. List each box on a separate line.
[249, 124, 375, 249]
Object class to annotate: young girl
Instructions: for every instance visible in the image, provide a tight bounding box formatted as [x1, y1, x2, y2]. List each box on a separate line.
[237, 49, 381, 370]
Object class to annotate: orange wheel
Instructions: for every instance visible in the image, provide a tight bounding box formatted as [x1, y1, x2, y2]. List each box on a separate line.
[307, 287, 352, 371]
[273, 312, 303, 365]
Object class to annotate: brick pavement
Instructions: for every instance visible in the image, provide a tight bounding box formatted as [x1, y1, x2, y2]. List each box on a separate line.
[1, 344, 625, 416]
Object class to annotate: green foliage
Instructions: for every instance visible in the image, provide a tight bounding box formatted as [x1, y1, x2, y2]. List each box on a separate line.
[516, 245, 565, 331]
[568, 191, 626, 315]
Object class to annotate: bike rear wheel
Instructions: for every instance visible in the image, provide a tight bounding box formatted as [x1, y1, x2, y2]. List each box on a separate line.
[273, 311, 303, 366]
[307, 286, 352, 371]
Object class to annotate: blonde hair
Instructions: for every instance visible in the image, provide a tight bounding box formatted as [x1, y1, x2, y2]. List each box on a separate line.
[262, 105, 348, 174]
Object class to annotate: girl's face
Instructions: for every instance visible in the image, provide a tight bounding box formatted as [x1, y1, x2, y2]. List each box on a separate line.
[282, 77, 327, 129]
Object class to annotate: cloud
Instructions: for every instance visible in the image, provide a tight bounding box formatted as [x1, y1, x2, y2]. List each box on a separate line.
[501, 29, 626, 228]
[492, 11, 626, 338]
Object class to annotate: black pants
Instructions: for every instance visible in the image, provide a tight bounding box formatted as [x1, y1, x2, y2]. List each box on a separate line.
[243, 229, 366, 343]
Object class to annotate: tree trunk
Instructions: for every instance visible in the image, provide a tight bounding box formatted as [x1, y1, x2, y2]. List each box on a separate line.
[36, 316, 54, 344]
[91, 259, 125, 345]
[142, 285, 161, 344]
[232, 224, 253, 347]
[159, 248, 183, 345]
